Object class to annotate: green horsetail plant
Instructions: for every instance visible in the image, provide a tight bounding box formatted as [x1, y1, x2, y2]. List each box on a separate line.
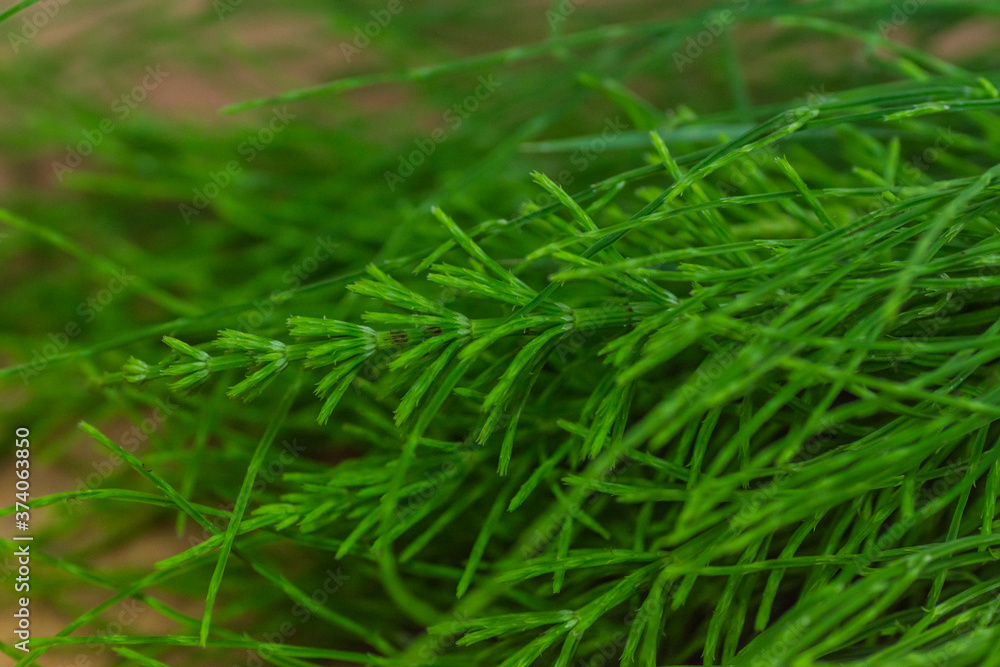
[4, 1, 1000, 666]
[110, 77, 1000, 663]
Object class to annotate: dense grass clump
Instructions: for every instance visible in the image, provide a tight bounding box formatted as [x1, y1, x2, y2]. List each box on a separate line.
[3, 1, 1000, 665]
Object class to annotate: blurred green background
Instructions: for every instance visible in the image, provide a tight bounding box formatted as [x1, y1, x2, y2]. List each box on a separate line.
[2, 0, 999, 664]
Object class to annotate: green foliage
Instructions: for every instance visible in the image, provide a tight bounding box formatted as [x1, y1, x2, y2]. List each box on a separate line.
[4, 1, 1000, 666]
